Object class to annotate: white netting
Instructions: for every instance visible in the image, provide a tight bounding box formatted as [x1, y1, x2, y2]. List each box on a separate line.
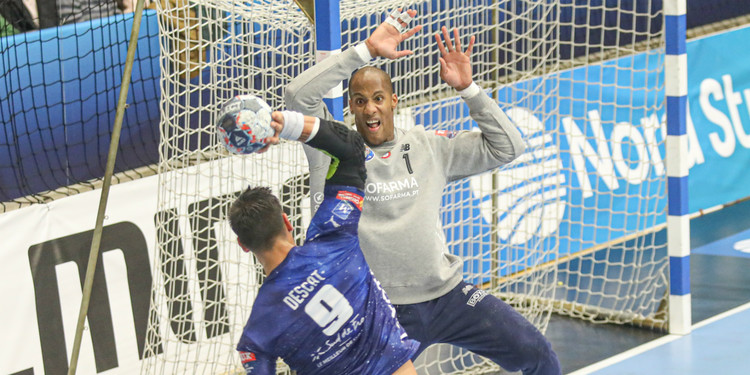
[143, 1, 667, 374]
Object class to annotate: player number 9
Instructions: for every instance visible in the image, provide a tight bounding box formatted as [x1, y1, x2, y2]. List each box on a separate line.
[304, 284, 354, 336]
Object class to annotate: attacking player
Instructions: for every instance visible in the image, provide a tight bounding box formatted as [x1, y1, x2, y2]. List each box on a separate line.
[228, 109, 419, 374]
[285, 9, 561, 375]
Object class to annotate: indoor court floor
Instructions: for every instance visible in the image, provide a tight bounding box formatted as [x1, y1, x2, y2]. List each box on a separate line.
[547, 198, 750, 374]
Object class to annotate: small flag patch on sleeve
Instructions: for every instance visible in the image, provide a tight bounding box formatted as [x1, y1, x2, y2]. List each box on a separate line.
[239, 351, 256, 363]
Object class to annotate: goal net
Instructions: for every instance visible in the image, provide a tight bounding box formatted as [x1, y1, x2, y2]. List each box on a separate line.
[143, 0, 667, 374]
[0, 3, 162, 212]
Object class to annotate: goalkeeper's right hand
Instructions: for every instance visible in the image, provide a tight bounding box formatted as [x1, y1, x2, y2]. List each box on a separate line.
[365, 9, 423, 60]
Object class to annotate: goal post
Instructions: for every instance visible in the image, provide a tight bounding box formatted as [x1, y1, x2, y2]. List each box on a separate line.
[142, 0, 684, 374]
[664, 0, 690, 336]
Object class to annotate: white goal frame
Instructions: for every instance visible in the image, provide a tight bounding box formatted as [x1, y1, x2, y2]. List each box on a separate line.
[141, 1, 689, 374]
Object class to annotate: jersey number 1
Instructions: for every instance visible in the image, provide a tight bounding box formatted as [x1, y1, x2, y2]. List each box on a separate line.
[402, 153, 413, 174]
[304, 284, 354, 336]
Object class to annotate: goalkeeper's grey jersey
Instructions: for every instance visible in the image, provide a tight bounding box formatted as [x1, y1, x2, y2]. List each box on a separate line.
[285, 43, 525, 304]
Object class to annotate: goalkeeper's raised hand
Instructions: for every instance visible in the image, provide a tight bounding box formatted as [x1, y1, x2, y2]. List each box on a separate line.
[435, 26, 476, 91]
[364, 9, 423, 60]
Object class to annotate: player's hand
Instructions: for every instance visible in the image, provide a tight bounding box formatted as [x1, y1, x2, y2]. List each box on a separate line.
[365, 9, 423, 60]
[435, 27, 475, 91]
[258, 111, 283, 154]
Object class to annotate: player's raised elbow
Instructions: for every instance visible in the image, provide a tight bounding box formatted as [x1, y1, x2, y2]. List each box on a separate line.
[509, 136, 526, 160]
[489, 129, 526, 164]
[284, 79, 310, 112]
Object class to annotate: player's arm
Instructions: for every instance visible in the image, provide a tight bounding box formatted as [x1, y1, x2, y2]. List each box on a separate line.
[282, 40, 369, 121]
[272, 111, 366, 189]
[284, 9, 422, 119]
[284, 44, 369, 210]
[432, 27, 526, 180]
[274, 111, 366, 240]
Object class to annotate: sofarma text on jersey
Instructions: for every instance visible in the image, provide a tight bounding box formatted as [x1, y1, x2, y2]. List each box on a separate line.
[365, 177, 418, 195]
[283, 270, 326, 310]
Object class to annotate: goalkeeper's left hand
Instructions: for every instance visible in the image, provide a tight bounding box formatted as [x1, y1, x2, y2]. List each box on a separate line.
[435, 26, 475, 91]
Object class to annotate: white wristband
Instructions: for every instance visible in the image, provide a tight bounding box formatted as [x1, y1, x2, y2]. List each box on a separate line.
[280, 110, 304, 140]
[354, 42, 373, 62]
[279, 111, 320, 142]
[458, 82, 481, 99]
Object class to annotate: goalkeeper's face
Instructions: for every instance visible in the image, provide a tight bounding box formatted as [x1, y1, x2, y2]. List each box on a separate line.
[349, 69, 398, 146]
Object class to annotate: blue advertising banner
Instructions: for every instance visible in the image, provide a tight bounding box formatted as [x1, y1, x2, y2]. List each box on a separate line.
[419, 25, 750, 274]
[0, 11, 161, 201]
[686, 25, 750, 210]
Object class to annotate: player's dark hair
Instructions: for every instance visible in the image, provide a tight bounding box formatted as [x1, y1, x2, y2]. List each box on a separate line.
[228, 186, 287, 253]
[350, 66, 394, 94]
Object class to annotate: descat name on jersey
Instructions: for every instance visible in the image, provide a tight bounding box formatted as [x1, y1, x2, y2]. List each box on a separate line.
[283, 269, 326, 310]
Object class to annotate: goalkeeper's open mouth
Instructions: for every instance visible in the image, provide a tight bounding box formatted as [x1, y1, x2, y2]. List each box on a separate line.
[366, 119, 381, 131]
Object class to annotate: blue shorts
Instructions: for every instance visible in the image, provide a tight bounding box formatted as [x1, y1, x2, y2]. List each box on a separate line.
[394, 281, 561, 375]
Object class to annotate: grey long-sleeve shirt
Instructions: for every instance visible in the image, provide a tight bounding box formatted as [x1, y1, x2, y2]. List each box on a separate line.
[285, 43, 525, 304]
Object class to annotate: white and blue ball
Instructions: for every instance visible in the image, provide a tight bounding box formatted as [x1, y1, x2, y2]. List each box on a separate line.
[217, 94, 274, 154]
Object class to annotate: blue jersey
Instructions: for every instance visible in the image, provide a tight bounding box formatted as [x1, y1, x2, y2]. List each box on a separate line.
[237, 185, 419, 374]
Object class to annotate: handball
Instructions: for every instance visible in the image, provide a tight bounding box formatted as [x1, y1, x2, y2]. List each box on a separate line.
[217, 94, 274, 154]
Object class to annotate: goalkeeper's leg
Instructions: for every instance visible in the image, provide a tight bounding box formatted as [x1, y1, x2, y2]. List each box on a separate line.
[395, 281, 561, 375]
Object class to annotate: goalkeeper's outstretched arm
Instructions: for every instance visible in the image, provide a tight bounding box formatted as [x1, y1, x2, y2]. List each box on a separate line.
[270, 111, 366, 190]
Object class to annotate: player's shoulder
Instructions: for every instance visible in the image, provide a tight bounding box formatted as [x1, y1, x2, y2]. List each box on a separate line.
[397, 126, 430, 143]
[430, 129, 460, 139]
[403, 125, 460, 140]
[301, 230, 359, 261]
[402, 127, 461, 154]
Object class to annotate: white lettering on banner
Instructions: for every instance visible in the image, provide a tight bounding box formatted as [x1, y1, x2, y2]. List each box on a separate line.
[701, 77, 736, 157]
[559, 108, 704, 199]
[611, 120, 650, 185]
[721, 75, 750, 148]
[699, 74, 750, 158]
[562, 110, 620, 198]
[699, 78, 735, 158]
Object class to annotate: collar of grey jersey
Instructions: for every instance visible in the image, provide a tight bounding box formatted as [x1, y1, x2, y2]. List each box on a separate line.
[368, 127, 405, 153]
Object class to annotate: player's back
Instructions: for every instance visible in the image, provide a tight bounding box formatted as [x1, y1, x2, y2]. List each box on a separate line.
[237, 185, 418, 374]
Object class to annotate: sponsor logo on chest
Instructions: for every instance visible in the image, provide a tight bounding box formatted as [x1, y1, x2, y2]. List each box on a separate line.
[365, 176, 419, 195]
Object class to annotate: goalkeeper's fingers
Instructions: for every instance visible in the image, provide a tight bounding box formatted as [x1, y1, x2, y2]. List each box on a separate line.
[256, 112, 283, 154]
[256, 135, 279, 154]
[271, 111, 284, 130]
[270, 111, 284, 139]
